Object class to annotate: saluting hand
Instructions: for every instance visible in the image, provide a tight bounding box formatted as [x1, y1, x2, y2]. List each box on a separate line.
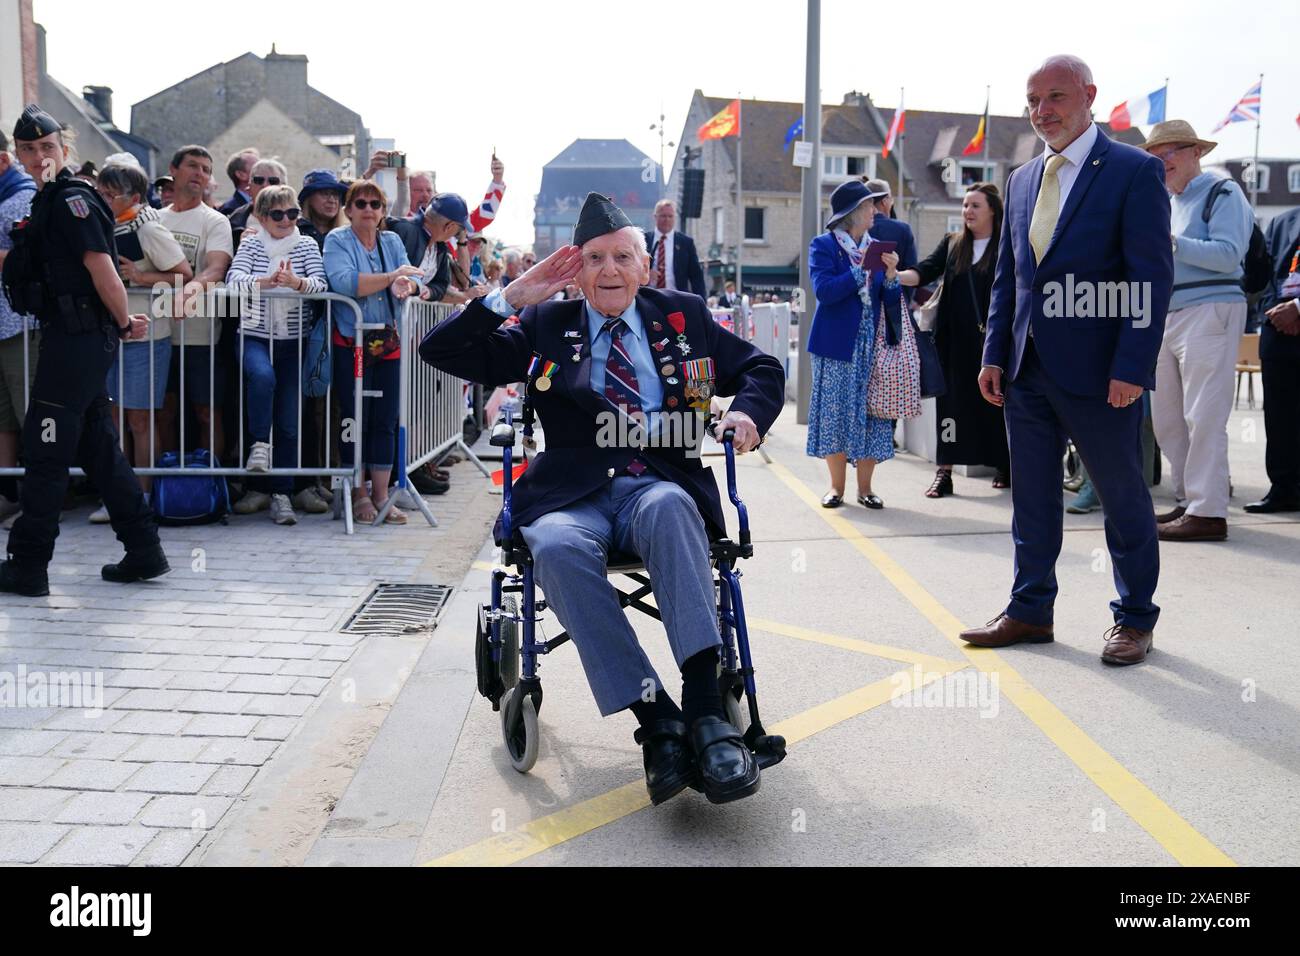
[501, 245, 583, 311]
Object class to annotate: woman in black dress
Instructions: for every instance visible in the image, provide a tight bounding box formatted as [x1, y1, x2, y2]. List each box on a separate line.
[898, 182, 1009, 496]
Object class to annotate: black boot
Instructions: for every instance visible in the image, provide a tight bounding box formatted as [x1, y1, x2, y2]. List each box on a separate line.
[102, 545, 171, 584]
[0, 559, 50, 597]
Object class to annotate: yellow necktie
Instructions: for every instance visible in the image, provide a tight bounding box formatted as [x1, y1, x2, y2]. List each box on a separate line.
[1029, 153, 1069, 264]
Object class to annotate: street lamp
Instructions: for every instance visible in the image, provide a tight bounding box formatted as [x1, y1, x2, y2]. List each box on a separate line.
[650, 107, 675, 196]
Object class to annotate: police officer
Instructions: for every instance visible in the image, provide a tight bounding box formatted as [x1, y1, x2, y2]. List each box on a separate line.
[0, 104, 169, 596]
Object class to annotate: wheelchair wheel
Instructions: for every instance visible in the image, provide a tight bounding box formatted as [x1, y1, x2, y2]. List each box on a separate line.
[500, 684, 539, 773]
[498, 596, 520, 691]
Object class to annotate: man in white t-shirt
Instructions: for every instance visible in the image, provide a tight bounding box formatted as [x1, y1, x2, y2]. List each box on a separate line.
[156, 146, 233, 458]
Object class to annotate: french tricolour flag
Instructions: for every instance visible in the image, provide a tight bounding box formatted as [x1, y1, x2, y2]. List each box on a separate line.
[1108, 86, 1167, 131]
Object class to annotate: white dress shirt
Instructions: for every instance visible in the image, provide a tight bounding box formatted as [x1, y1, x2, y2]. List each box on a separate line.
[653, 231, 677, 291]
[1041, 122, 1099, 213]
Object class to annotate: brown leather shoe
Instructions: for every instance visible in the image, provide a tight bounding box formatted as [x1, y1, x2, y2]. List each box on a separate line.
[1155, 505, 1186, 524]
[1157, 514, 1227, 541]
[960, 614, 1054, 647]
[1101, 624, 1154, 665]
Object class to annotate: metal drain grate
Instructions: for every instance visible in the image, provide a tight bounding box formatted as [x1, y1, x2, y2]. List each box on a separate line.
[342, 583, 453, 635]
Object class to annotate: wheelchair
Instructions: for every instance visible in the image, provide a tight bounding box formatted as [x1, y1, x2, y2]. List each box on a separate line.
[474, 405, 787, 777]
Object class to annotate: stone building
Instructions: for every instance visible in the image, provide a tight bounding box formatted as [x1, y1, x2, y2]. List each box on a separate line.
[533, 139, 661, 258]
[130, 47, 370, 202]
[670, 89, 1142, 297]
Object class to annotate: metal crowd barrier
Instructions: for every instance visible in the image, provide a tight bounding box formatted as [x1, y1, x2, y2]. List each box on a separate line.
[378, 297, 491, 526]
[0, 285, 373, 535]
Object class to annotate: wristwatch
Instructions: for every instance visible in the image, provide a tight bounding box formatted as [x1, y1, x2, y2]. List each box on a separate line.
[116, 320, 132, 339]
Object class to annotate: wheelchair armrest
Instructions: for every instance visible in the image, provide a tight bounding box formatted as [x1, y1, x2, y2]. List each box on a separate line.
[490, 423, 516, 447]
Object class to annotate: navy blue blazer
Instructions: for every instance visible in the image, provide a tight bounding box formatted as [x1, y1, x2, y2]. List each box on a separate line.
[806, 231, 900, 361]
[983, 130, 1173, 397]
[418, 288, 784, 541]
[645, 230, 707, 298]
[868, 216, 918, 303]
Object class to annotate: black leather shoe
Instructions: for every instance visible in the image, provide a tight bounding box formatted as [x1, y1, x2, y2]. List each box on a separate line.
[858, 493, 884, 509]
[821, 492, 843, 509]
[410, 468, 450, 495]
[633, 719, 696, 806]
[0, 559, 49, 597]
[689, 716, 760, 805]
[102, 546, 170, 584]
[1244, 494, 1300, 514]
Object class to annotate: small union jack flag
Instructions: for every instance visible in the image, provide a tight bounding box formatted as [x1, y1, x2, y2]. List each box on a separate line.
[1211, 80, 1261, 133]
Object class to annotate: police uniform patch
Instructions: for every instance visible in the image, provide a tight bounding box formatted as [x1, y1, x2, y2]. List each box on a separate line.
[65, 195, 90, 219]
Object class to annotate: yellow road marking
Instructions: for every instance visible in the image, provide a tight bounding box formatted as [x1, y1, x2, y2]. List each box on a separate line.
[766, 459, 1234, 867]
[750, 617, 960, 670]
[424, 662, 966, 867]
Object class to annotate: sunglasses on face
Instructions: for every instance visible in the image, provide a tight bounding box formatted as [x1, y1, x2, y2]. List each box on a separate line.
[266, 207, 300, 222]
[252, 176, 282, 185]
[522, 258, 536, 266]
[352, 199, 384, 210]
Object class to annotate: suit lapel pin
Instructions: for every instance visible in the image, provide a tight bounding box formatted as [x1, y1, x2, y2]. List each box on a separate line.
[1092, 159, 1101, 166]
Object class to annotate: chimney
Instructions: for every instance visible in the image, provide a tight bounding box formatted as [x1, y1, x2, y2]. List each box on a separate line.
[83, 85, 113, 123]
[264, 47, 308, 124]
[842, 90, 869, 108]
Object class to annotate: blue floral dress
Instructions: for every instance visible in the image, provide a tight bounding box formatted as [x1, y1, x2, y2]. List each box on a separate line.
[806, 268, 897, 464]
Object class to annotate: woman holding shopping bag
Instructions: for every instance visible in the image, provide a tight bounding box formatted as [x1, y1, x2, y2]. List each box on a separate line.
[806, 180, 907, 509]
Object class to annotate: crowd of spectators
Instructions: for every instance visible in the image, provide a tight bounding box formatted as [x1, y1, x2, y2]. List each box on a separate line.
[0, 125, 529, 531]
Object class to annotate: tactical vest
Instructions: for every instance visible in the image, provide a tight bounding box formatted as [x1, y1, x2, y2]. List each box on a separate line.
[1, 170, 114, 332]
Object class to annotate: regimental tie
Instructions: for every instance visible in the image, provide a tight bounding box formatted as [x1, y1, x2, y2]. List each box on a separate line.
[601, 317, 648, 476]
[654, 236, 667, 288]
[1028, 153, 1069, 265]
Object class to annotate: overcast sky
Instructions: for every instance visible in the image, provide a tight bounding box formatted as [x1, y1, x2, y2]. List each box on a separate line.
[34, 0, 1299, 246]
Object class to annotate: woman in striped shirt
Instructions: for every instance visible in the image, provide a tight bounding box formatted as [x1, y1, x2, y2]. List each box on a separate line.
[225, 185, 327, 525]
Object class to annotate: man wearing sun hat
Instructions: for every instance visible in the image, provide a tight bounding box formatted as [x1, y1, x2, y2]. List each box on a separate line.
[1139, 120, 1253, 542]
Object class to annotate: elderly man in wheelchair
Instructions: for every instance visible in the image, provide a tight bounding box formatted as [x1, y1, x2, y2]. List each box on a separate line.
[419, 193, 785, 806]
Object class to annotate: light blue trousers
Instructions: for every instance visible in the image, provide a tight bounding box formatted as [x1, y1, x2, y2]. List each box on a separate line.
[520, 474, 721, 716]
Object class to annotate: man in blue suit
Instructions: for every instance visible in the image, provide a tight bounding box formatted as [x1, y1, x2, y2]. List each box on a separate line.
[961, 55, 1173, 666]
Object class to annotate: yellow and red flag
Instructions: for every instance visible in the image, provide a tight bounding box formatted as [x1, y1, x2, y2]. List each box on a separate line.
[962, 97, 989, 156]
[698, 100, 740, 140]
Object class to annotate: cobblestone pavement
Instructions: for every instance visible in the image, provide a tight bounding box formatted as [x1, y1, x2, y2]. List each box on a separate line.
[0, 465, 497, 866]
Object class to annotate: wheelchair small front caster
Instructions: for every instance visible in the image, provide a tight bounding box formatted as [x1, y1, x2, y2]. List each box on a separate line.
[500, 684, 540, 773]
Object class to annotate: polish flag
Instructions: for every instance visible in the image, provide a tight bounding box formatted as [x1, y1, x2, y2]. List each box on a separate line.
[1109, 86, 1167, 131]
[882, 97, 904, 159]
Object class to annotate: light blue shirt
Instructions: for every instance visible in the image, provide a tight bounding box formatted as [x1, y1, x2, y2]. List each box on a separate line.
[1170, 171, 1253, 311]
[482, 291, 665, 424]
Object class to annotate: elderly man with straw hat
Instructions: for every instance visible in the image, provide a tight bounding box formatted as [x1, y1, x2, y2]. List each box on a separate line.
[1139, 119, 1254, 542]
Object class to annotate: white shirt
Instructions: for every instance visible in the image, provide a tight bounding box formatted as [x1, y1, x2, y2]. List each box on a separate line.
[1040, 122, 1099, 214]
[652, 231, 676, 291]
[972, 236, 991, 264]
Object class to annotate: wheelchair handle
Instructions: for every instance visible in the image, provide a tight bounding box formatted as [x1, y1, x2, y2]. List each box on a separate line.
[707, 420, 750, 546]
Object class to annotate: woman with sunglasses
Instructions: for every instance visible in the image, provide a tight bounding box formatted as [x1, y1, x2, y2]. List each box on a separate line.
[323, 180, 423, 525]
[225, 184, 327, 526]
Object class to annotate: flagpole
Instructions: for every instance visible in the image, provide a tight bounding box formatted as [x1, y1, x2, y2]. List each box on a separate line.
[981, 85, 990, 178]
[736, 96, 743, 300]
[1163, 76, 1169, 116]
[1251, 72, 1262, 210]
[896, 87, 905, 220]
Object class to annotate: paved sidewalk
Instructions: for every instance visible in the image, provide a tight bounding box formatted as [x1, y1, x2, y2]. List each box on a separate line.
[0, 465, 497, 866]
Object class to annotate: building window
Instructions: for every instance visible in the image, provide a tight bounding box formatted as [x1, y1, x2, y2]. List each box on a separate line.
[1288, 165, 1300, 193]
[946, 215, 964, 234]
[1243, 164, 1270, 193]
[847, 156, 867, 177]
[744, 207, 765, 242]
[823, 154, 845, 177]
[960, 163, 994, 187]
[714, 207, 725, 245]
